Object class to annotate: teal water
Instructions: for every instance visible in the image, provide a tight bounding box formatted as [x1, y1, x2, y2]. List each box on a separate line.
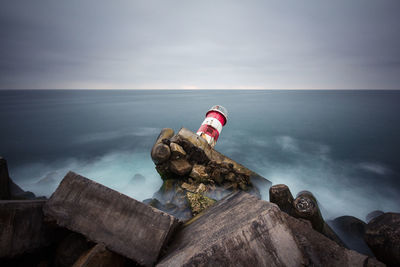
[1, 90, 399, 220]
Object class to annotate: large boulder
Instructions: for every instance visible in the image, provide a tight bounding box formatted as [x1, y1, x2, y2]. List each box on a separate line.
[293, 190, 325, 232]
[270, 185, 344, 247]
[0, 200, 52, 258]
[151, 128, 175, 164]
[157, 192, 382, 266]
[170, 159, 192, 176]
[43, 171, 180, 267]
[9, 179, 36, 200]
[365, 212, 400, 266]
[269, 184, 295, 215]
[328, 216, 373, 256]
[366, 210, 384, 223]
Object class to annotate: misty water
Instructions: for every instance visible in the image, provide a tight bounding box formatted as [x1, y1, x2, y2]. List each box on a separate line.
[1, 90, 399, 221]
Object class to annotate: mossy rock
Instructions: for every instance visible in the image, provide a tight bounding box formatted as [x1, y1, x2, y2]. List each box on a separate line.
[186, 192, 216, 216]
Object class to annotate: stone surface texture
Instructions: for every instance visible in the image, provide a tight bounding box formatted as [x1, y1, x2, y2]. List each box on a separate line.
[43, 171, 180, 267]
[72, 243, 126, 267]
[365, 212, 400, 266]
[151, 128, 175, 164]
[0, 200, 51, 258]
[269, 184, 295, 215]
[170, 159, 192, 176]
[157, 192, 382, 267]
[293, 190, 325, 232]
[170, 142, 186, 159]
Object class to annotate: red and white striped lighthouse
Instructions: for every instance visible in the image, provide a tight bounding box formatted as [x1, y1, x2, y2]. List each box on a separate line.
[197, 105, 228, 147]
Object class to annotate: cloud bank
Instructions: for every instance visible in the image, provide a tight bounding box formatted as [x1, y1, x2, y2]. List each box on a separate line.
[1, 0, 400, 89]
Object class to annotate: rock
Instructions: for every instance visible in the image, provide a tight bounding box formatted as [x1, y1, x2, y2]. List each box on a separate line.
[0, 158, 40, 200]
[189, 164, 209, 182]
[186, 191, 216, 216]
[365, 212, 400, 266]
[0, 157, 11, 200]
[72, 243, 126, 267]
[293, 190, 325, 232]
[170, 142, 186, 159]
[196, 183, 207, 193]
[151, 144, 171, 165]
[43, 172, 180, 267]
[269, 185, 344, 247]
[157, 192, 383, 266]
[9, 179, 37, 200]
[170, 128, 272, 190]
[151, 128, 174, 164]
[328, 216, 372, 256]
[181, 182, 197, 192]
[0, 200, 53, 258]
[321, 221, 347, 248]
[152, 180, 193, 221]
[170, 159, 192, 176]
[269, 184, 295, 215]
[54, 232, 94, 267]
[366, 210, 384, 223]
[225, 172, 236, 182]
[211, 168, 224, 184]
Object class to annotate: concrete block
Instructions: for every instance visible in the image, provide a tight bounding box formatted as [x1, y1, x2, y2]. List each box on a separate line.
[43, 171, 180, 267]
[0, 200, 51, 258]
[157, 192, 383, 266]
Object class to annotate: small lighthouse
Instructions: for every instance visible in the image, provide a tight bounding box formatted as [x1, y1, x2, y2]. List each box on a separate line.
[197, 105, 228, 147]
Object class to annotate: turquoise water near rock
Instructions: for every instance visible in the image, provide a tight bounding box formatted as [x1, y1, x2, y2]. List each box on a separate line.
[1, 90, 399, 219]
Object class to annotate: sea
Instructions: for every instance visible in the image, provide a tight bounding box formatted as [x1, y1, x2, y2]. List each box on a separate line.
[1, 90, 399, 221]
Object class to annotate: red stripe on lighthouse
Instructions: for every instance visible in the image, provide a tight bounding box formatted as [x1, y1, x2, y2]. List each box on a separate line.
[197, 124, 220, 141]
[206, 111, 226, 126]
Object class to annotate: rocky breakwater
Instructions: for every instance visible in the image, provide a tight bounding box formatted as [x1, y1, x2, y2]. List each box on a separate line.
[149, 127, 272, 221]
[0, 156, 390, 266]
[157, 191, 383, 266]
[270, 183, 400, 266]
[1, 170, 180, 267]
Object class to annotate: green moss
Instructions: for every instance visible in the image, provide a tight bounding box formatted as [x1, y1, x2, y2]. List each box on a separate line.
[186, 192, 216, 217]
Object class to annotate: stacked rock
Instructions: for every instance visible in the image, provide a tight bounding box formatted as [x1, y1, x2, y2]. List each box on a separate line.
[150, 127, 271, 221]
[269, 185, 345, 247]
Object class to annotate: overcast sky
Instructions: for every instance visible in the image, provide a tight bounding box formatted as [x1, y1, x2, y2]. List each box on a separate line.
[1, 0, 399, 89]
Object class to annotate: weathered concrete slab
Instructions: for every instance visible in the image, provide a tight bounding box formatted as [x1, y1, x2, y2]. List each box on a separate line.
[157, 192, 383, 267]
[0, 200, 51, 258]
[43, 171, 180, 267]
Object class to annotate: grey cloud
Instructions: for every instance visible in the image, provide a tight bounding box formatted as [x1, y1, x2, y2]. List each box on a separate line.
[1, 0, 400, 89]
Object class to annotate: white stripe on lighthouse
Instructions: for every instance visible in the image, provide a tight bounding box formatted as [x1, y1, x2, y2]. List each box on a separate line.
[201, 117, 223, 133]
